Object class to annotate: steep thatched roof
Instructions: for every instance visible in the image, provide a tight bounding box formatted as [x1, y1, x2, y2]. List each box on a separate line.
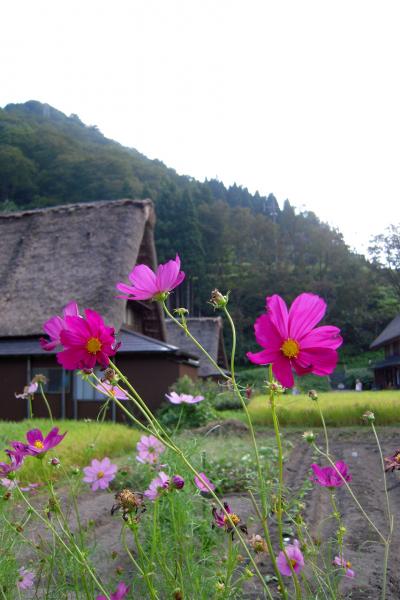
[370, 314, 400, 349]
[0, 199, 165, 338]
[166, 317, 229, 377]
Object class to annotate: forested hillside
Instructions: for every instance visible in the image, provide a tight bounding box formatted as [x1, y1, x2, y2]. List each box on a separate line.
[0, 101, 397, 361]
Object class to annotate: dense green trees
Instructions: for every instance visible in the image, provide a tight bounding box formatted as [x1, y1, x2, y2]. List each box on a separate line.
[0, 101, 397, 362]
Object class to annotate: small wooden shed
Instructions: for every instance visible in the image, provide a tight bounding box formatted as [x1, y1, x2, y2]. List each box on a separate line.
[370, 315, 400, 388]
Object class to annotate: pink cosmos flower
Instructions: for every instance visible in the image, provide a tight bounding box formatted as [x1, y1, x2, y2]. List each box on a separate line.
[17, 567, 35, 590]
[15, 381, 38, 400]
[194, 472, 215, 493]
[277, 541, 305, 576]
[95, 381, 128, 400]
[57, 309, 117, 370]
[310, 461, 352, 488]
[333, 556, 355, 578]
[165, 392, 204, 404]
[0, 450, 24, 477]
[83, 457, 118, 491]
[144, 471, 170, 500]
[0, 478, 39, 492]
[247, 293, 342, 388]
[116, 255, 185, 301]
[14, 427, 66, 457]
[40, 301, 80, 350]
[96, 582, 130, 600]
[136, 435, 165, 465]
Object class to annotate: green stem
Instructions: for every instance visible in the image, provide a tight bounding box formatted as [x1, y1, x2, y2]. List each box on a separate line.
[316, 398, 329, 455]
[39, 383, 53, 424]
[163, 302, 229, 380]
[131, 522, 158, 600]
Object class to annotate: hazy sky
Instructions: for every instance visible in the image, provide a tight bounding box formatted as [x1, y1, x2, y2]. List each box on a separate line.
[2, 1, 399, 254]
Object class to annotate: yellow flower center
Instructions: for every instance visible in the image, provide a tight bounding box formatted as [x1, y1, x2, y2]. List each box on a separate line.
[224, 513, 240, 526]
[86, 337, 102, 354]
[346, 561, 352, 569]
[97, 471, 104, 479]
[34, 440, 44, 449]
[281, 338, 300, 359]
[290, 559, 297, 567]
[395, 454, 400, 464]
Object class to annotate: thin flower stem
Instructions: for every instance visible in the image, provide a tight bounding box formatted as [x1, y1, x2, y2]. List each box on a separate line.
[130, 522, 159, 600]
[39, 383, 53, 424]
[223, 307, 288, 598]
[316, 398, 329, 455]
[329, 492, 344, 561]
[312, 445, 386, 543]
[162, 302, 229, 380]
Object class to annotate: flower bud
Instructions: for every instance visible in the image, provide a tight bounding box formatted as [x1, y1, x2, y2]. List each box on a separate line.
[210, 289, 229, 309]
[174, 308, 189, 317]
[302, 431, 315, 443]
[308, 389, 318, 401]
[49, 457, 60, 468]
[362, 410, 375, 423]
[171, 475, 185, 490]
[102, 367, 118, 384]
[249, 534, 268, 554]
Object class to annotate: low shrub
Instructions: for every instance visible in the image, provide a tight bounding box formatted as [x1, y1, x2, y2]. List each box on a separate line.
[345, 367, 374, 390]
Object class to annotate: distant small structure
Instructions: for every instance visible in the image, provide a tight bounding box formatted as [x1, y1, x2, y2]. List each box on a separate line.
[0, 199, 198, 421]
[166, 317, 229, 380]
[370, 315, 400, 388]
[355, 378, 363, 392]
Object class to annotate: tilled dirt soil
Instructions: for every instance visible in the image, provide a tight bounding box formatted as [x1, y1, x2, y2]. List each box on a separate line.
[16, 427, 400, 599]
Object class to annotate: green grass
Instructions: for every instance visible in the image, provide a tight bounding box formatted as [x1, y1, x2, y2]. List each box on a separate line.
[0, 419, 140, 482]
[247, 390, 400, 427]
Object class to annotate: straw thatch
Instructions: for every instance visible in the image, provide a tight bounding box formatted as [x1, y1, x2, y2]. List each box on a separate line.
[370, 314, 400, 349]
[166, 317, 229, 377]
[0, 198, 165, 339]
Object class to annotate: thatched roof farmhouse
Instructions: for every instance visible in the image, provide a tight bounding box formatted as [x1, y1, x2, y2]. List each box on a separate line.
[0, 199, 198, 420]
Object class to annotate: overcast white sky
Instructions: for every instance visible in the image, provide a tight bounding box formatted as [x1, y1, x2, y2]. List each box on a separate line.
[1, 1, 399, 254]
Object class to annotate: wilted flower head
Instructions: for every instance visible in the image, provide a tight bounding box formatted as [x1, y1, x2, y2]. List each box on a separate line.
[311, 461, 351, 488]
[83, 457, 117, 491]
[165, 391, 204, 404]
[277, 540, 304, 576]
[210, 289, 229, 309]
[247, 293, 342, 388]
[111, 488, 146, 521]
[144, 471, 170, 500]
[333, 556, 355, 578]
[194, 472, 215, 493]
[17, 567, 35, 590]
[96, 582, 129, 600]
[362, 410, 375, 423]
[40, 301, 80, 351]
[249, 534, 269, 554]
[302, 431, 315, 443]
[116, 255, 185, 302]
[384, 450, 400, 472]
[212, 502, 247, 535]
[308, 389, 319, 401]
[136, 435, 165, 464]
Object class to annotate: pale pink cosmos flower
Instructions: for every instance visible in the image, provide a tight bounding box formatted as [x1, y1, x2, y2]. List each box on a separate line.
[95, 381, 128, 400]
[17, 567, 35, 590]
[277, 540, 305, 576]
[144, 471, 170, 500]
[333, 556, 355, 578]
[0, 450, 24, 477]
[136, 435, 165, 464]
[15, 381, 38, 400]
[96, 581, 130, 600]
[0, 479, 39, 493]
[83, 457, 118, 491]
[166, 391, 204, 404]
[194, 472, 215, 493]
[40, 301, 80, 351]
[116, 255, 185, 301]
[247, 293, 342, 388]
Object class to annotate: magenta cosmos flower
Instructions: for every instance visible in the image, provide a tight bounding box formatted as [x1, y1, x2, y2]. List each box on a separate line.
[144, 471, 170, 500]
[333, 556, 355, 578]
[165, 391, 204, 404]
[136, 434, 165, 464]
[56, 309, 117, 370]
[277, 541, 305, 576]
[96, 582, 129, 600]
[0, 450, 24, 477]
[194, 472, 215, 493]
[17, 567, 35, 590]
[212, 502, 247, 535]
[116, 255, 185, 301]
[311, 461, 352, 488]
[247, 293, 342, 388]
[12, 427, 66, 457]
[40, 301, 80, 350]
[83, 457, 118, 491]
[95, 381, 128, 400]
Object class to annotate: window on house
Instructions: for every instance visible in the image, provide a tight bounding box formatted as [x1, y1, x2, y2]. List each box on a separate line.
[31, 368, 70, 394]
[73, 369, 104, 401]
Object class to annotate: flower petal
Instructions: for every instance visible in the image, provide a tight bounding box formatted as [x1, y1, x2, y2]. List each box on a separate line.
[271, 354, 295, 388]
[297, 347, 338, 376]
[288, 293, 326, 339]
[253, 313, 283, 350]
[247, 349, 281, 366]
[266, 295, 289, 338]
[300, 325, 342, 350]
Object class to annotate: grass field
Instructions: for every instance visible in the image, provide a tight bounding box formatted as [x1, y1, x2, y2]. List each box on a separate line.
[0, 418, 140, 482]
[247, 390, 400, 427]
